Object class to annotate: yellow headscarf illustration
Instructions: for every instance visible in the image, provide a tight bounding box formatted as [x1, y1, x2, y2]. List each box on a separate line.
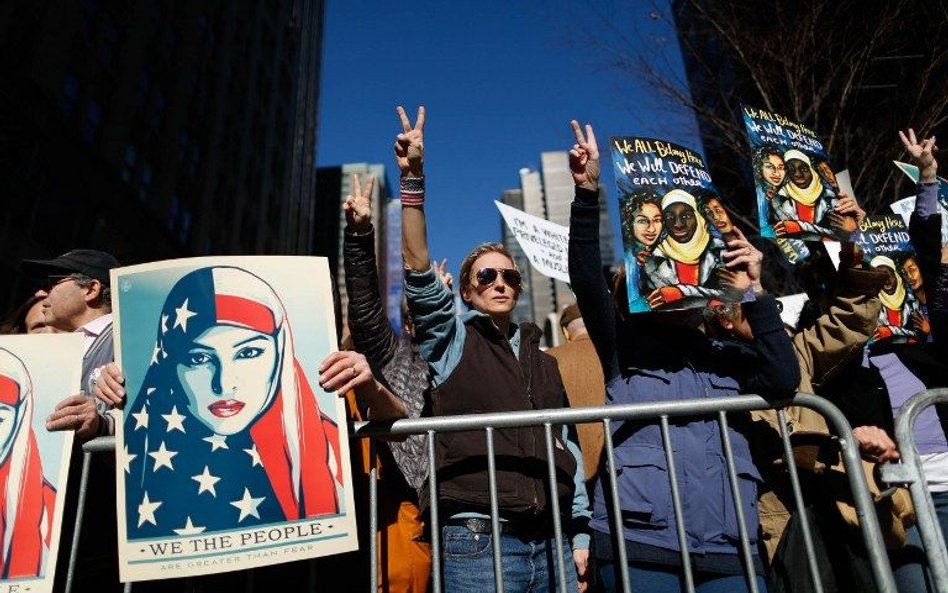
[870, 255, 906, 313]
[781, 149, 823, 207]
[657, 189, 710, 265]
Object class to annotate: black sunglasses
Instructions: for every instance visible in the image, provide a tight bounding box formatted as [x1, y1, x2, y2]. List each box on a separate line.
[475, 267, 522, 289]
[44, 274, 75, 292]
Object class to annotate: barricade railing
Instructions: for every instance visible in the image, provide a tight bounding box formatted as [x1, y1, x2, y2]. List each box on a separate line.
[879, 387, 948, 591]
[352, 393, 898, 593]
[74, 393, 898, 593]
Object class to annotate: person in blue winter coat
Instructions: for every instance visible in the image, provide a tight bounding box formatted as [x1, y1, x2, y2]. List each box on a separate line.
[566, 120, 800, 593]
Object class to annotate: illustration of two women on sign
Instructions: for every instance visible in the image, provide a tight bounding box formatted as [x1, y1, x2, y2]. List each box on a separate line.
[753, 144, 849, 240]
[123, 266, 344, 538]
[0, 348, 56, 579]
[869, 255, 930, 344]
[623, 187, 737, 311]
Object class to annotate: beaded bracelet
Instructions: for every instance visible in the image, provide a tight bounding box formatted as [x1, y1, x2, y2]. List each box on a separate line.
[400, 176, 425, 206]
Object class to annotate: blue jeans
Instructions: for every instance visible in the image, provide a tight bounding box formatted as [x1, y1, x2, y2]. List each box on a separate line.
[441, 525, 578, 593]
[892, 490, 948, 593]
[597, 560, 767, 593]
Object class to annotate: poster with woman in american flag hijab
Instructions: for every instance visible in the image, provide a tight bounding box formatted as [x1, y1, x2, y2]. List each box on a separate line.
[0, 334, 83, 593]
[112, 257, 356, 582]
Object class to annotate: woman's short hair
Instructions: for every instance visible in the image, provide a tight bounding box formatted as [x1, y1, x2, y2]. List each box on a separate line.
[692, 188, 721, 214]
[458, 242, 519, 306]
[0, 295, 42, 335]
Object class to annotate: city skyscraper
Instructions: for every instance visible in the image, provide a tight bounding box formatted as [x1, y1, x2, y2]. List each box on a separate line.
[517, 167, 557, 339]
[499, 188, 536, 327]
[0, 1, 324, 310]
[508, 152, 618, 345]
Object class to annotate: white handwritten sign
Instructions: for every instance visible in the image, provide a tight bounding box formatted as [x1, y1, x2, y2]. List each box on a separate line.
[495, 201, 570, 283]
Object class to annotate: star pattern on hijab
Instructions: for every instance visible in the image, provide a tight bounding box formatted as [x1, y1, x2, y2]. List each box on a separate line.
[127, 398, 276, 533]
[123, 266, 343, 538]
[173, 298, 198, 332]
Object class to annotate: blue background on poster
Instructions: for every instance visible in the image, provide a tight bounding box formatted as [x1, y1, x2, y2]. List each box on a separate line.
[116, 259, 337, 416]
[611, 137, 723, 313]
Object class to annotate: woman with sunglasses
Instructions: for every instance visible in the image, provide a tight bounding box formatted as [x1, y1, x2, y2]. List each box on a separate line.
[567, 120, 799, 593]
[397, 106, 590, 593]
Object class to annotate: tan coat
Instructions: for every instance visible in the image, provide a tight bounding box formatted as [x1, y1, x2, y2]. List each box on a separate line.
[548, 334, 606, 482]
[751, 267, 914, 560]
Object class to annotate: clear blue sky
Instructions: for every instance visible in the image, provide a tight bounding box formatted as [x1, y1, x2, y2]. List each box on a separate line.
[316, 0, 700, 278]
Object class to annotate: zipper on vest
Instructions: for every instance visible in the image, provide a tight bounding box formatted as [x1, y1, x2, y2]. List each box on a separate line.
[523, 342, 540, 511]
[504, 327, 540, 511]
[518, 331, 536, 404]
[501, 335, 534, 405]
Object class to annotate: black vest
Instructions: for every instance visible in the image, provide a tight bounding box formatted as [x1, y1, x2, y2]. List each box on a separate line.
[431, 317, 576, 517]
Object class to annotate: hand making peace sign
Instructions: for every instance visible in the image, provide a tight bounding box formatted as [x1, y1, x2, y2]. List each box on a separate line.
[395, 105, 426, 178]
[899, 128, 938, 183]
[343, 173, 375, 233]
[568, 119, 600, 192]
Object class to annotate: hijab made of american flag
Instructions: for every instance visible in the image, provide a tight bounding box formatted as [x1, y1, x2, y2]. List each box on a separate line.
[0, 348, 54, 578]
[123, 267, 342, 538]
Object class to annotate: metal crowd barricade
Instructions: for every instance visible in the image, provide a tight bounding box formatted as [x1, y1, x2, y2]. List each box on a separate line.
[70, 439, 133, 593]
[879, 387, 948, 591]
[73, 392, 898, 593]
[354, 392, 898, 593]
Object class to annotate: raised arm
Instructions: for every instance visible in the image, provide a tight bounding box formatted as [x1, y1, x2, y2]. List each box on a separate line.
[396, 106, 465, 385]
[342, 173, 400, 369]
[566, 120, 620, 380]
[899, 128, 946, 348]
[397, 105, 429, 272]
[899, 129, 942, 267]
[795, 247, 886, 388]
[932, 251, 948, 355]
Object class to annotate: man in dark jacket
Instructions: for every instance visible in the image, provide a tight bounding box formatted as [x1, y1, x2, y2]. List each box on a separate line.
[22, 249, 122, 592]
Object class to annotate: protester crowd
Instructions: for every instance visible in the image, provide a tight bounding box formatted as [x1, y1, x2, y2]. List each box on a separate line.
[3, 110, 947, 593]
